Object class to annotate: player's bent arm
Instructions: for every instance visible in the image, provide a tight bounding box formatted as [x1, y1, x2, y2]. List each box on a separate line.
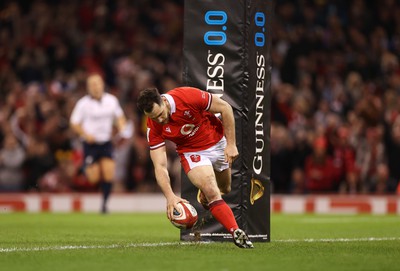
[208, 94, 236, 146]
[208, 94, 239, 165]
[150, 146, 185, 219]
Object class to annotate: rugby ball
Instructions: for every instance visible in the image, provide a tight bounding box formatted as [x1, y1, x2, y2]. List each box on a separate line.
[171, 202, 198, 229]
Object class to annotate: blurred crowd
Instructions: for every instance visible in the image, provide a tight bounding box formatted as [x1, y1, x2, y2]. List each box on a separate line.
[271, 0, 400, 194]
[0, 0, 399, 194]
[0, 0, 183, 193]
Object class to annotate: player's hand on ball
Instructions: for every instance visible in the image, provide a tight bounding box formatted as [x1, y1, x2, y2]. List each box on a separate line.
[166, 195, 188, 221]
[170, 202, 198, 229]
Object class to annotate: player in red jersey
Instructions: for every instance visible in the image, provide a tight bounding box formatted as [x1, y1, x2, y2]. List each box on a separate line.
[137, 87, 253, 248]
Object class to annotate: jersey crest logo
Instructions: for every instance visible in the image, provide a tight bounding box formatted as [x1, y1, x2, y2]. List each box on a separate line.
[184, 110, 192, 119]
[165, 126, 171, 133]
[190, 154, 201, 163]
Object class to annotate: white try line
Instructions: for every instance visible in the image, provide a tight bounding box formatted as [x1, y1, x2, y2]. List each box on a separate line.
[1, 237, 399, 253]
[274, 237, 400, 243]
[0, 242, 202, 253]
[299, 217, 400, 224]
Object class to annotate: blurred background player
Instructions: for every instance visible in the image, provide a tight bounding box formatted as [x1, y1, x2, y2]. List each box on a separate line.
[137, 87, 253, 248]
[70, 74, 130, 213]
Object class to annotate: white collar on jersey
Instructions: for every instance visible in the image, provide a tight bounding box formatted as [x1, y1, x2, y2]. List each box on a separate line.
[161, 94, 176, 115]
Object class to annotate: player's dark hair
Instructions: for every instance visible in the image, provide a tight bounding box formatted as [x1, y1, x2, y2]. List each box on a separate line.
[137, 87, 162, 113]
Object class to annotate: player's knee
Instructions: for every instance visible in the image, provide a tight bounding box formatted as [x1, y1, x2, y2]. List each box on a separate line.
[220, 185, 231, 194]
[205, 191, 221, 203]
[100, 158, 115, 180]
[85, 170, 100, 183]
[203, 182, 222, 202]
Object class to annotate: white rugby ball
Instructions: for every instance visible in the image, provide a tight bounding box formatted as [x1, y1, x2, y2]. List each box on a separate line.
[171, 202, 198, 229]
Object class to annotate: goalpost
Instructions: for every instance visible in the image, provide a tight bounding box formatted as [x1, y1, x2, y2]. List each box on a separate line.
[181, 0, 272, 242]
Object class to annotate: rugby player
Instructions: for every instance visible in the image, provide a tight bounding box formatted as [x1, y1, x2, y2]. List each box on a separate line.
[137, 87, 253, 248]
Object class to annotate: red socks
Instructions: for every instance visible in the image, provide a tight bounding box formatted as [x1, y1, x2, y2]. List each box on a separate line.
[209, 199, 239, 234]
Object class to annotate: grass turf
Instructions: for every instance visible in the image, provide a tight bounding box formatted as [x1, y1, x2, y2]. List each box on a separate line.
[0, 213, 399, 271]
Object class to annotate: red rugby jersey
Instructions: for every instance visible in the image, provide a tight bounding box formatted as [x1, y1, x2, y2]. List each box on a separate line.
[146, 87, 224, 154]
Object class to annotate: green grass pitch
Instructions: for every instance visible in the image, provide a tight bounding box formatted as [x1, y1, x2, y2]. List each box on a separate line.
[0, 212, 399, 271]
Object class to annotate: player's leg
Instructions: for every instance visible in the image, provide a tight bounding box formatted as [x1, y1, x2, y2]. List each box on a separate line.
[187, 166, 239, 234]
[182, 148, 253, 248]
[214, 168, 231, 194]
[213, 173, 253, 248]
[188, 165, 221, 203]
[209, 137, 232, 195]
[99, 157, 115, 213]
[188, 166, 252, 248]
[83, 142, 101, 184]
[197, 168, 231, 210]
[84, 163, 101, 183]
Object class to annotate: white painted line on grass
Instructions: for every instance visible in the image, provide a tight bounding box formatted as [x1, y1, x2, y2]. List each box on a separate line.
[0, 242, 205, 253]
[299, 217, 400, 224]
[1, 237, 399, 253]
[274, 237, 400, 243]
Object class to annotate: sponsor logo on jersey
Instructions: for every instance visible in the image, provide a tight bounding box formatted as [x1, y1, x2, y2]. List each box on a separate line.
[180, 124, 195, 135]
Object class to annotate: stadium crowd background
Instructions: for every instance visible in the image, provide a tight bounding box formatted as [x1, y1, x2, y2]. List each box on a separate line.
[0, 0, 399, 195]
